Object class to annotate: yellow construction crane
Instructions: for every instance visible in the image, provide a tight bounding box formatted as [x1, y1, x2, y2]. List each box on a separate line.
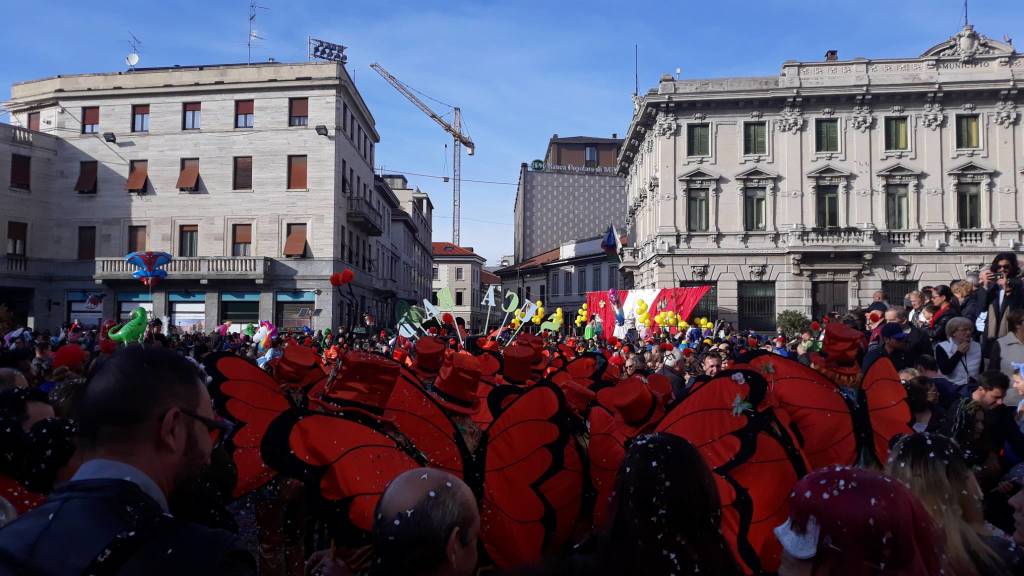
[370, 63, 474, 245]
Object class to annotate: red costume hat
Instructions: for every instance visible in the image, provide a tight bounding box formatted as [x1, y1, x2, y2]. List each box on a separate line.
[274, 343, 324, 388]
[52, 344, 87, 372]
[551, 373, 596, 415]
[412, 336, 446, 374]
[326, 351, 400, 414]
[429, 352, 482, 415]
[809, 322, 864, 378]
[596, 375, 666, 434]
[502, 344, 534, 385]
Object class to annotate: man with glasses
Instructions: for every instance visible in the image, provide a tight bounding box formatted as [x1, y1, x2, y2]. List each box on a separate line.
[0, 345, 254, 575]
[979, 253, 1024, 356]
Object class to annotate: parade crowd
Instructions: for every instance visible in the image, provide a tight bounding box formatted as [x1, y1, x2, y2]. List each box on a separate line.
[2, 254, 1024, 575]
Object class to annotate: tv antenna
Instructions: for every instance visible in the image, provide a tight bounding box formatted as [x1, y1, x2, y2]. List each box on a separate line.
[126, 31, 142, 70]
[248, 1, 268, 64]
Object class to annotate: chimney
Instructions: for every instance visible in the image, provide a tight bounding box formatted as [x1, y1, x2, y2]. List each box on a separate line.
[825, 50, 838, 62]
[552, 133, 559, 139]
[612, 133, 618, 139]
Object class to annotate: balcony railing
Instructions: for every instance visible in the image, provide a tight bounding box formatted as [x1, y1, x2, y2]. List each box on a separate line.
[347, 197, 383, 236]
[95, 256, 269, 281]
[1, 255, 27, 273]
[800, 227, 874, 246]
[885, 231, 913, 245]
[957, 230, 985, 245]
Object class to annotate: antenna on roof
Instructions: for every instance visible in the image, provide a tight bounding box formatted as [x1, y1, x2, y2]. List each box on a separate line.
[126, 31, 142, 71]
[963, 0, 968, 27]
[248, 0, 269, 65]
[634, 44, 639, 95]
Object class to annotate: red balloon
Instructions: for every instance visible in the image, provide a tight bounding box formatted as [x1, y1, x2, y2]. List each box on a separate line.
[330, 269, 355, 286]
[442, 313, 455, 325]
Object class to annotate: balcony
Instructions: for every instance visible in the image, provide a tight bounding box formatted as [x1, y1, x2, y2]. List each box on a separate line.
[347, 197, 383, 236]
[1, 255, 28, 274]
[797, 228, 879, 251]
[884, 231, 914, 246]
[94, 256, 270, 283]
[956, 230, 985, 246]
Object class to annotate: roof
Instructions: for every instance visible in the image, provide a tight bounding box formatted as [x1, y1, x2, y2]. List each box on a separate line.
[496, 247, 561, 274]
[432, 242, 477, 257]
[480, 271, 501, 285]
[549, 136, 623, 145]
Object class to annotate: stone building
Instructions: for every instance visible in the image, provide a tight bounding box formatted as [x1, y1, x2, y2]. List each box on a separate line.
[619, 25, 1024, 331]
[382, 174, 434, 310]
[431, 242, 487, 331]
[513, 135, 625, 263]
[0, 61, 432, 332]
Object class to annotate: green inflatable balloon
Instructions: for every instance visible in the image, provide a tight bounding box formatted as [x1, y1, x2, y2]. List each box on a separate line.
[108, 307, 148, 343]
[244, 323, 256, 337]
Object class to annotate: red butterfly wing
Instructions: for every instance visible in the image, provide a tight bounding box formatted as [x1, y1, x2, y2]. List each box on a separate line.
[587, 405, 628, 530]
[384, 372, 468, 478]
[205, 352, 292, 498]
[480, 383, 584, 569]
[657, 370, 809, 575]
[861, 356, 912, 463]
[737, 352, 857, 469]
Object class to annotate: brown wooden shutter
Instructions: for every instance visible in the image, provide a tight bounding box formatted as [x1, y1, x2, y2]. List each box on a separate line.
[126, 160, 148, 191]
[288, 155, 307, 189]
[236, 100, 254, 115]
[128, 226, 147, 252]
[7, 222, 27, 242]
[27, 113, 40, 131]
[75, 161, 98, 193]
[183, 102, 201, 112]
[82, 107, 100, 125]
[233, 157, 252, 189]
[10, 155, 30, 189]
[176, 158, 200, 190]
[233, 224, 252, 244]
[78, 226, 96, 260]
[290, 98, 308, 117]
[283, 224, 307, 256]
[133, 105, 149, 115]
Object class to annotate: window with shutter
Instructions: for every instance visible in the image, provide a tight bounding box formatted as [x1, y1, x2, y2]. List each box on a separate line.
[817, 185, 840, 228]
[183, 102, 201, 130]
[131, 105, 149, 133]
[956, 115, 980, 149]
[743, 122, 767, 155]
[957, 183, 981, 229]
[687, 188, 709, 232]
[743, 187, 766, 231]
[885, 184, 909, 230]
[126, 160, 148, 193]
[815, 119, 839, 153]
[176, 158, 200, 191]
[78, 226, 96, 260]
[232, 224, 252, 256]
[27, 112, 40, 132]
[884, 117, 908, 151]
[289, 98, 308, 126]
[236, 100, 254, 128]
[687, 124, 710, 156]
[82, 107, 100, 134]
[75, 161, 98, 194]
[128, 225, 147, 253]
[288, 155, 307, 189]
[10, 154, 30, 190]
[179, 225, 198, 257]
[6, 222, 27, 256]
[283, 223, 308, 257]
[233, 157, 252, 190]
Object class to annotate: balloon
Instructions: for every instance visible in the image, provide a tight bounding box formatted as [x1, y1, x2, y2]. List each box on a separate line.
[125, 251, 172, 288]
[330, 268, 355, 286]
[108, 307, 148, 343]
[218, 321, 232, 337]
[607, 289, 619, 307]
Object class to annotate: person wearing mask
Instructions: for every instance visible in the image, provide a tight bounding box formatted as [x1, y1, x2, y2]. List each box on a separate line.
[886, 433, 1020, 575]
[979, 253, 1024, 353]
[927, 285, 959, 343]
[988, 308, 1024, 408]
[907, 290, 926, 326]
[774, 466, 942, 576]
[369, 468, 480, 576]
[0, 346, 255, 575]
[936, 317, 983, 388]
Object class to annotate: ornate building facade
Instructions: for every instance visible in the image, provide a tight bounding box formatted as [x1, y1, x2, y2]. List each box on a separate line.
[619, 25, 1024, 330]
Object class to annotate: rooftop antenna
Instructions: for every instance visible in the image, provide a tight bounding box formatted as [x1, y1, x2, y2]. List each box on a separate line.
[126, 31, 142, 71]
[634, 44, 638, 95]
[248, 1, 268, 65]
[963, 0, 968, 27]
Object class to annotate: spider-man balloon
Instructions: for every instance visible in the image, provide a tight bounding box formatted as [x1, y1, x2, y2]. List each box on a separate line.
[125, 251, 172, 288]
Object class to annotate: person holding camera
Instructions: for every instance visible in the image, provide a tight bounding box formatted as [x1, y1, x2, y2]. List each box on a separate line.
[979, 253, 1024, 355]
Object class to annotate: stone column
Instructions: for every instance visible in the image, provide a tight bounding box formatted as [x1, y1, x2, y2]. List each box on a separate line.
[204, 291, 219, 330]
[259, 290, 274, 324]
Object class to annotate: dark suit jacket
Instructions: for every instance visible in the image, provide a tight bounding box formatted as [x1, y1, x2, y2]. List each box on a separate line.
[0, 479, 255, 576]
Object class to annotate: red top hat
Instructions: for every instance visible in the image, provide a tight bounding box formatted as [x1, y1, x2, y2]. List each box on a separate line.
[810, 322, 864, 377]
[502, 344, 534, 385]
[551, 373, 596, 415]
[429, 352, 482, 415]
[326, 351, 400, 413]
[596, 375, 666, 434]
[413, 336, 446, 373]
[275, 343, 324, 387]
[53, 344, 87, 372]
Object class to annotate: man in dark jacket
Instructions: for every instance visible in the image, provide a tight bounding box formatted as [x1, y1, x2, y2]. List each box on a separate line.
[0, 346, 255, 576]
[656, 352, 687, 403]
[978, 253, 1024, 353]
[884, 308, 930, 371]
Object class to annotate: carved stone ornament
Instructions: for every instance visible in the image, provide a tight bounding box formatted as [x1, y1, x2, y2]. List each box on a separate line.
[937, 25, 995, 63]
[750, 110, 764, 119]
[850, 105, 874, 132]
[655, 113, 678, 137]
[892, 264, 910, 278]
[645, 139, 654, 153]
[994, 100, 1019, 127]
[791, 254, 803, 276]
[921, 103, 945, 130]
[962, 103, 977, 112]
[748, 264, 767, 279]
[632, 94, 643, 116]
[692, 112, 707, 121]
[821, 107, 835, 117]
[926, 187, 944, 196]
[891, 105, 905, 114]
[965, 263, 982, 275]
[647, 176, 659, 192]
[855, 188, 872, 197]
[785, 189, 802, 198]
[690, 264, 708, 279]
[998, 186, 1015, 195]
[778, 105, 804, 134]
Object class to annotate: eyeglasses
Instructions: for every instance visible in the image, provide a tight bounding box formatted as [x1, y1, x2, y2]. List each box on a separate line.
[181, 408, 234, 449]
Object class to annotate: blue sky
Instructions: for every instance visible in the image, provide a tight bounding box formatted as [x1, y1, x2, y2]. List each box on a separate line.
[2, 0, 1022, 264]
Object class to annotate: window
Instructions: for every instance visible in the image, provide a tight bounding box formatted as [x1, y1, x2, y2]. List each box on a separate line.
[432, 265, 439, 280]
[957, 183, 981, 229]
[75, 161, 98, 194]
[128, 225, 147, 253]
[287, 155, 307, 189]
[738, 282, 776, 332]
[687, 123, 710, 156]
[577, 269, 587, 295]
[126, 160, 148, 193]
[815, 119, 839, 153]
[82, 107, 99, 134]
[27, 112, 40, 132]
[131, 105, 149, 133]
[77, 226, 96, 260]
[743, 122, 767, 155]
[816, 185, 839, 228]
[232, 224, 252, 256]
[233, 156, 252, 190]
[885, 184, 909, 230]
[607, 266, 618, 290]
[176, 158, 200, 192]
[585, 145, 598, 167]
[680, 282, 718, 320]
[884, 117, 908, 151]
[526, 286, 532, 301]
[456, 291, 464, 306]
[743, 187, 766, 231]
[283, 223, 308, 257]
[10, 154, 30, 190]
[563, 271, 572, 295]
[179, 225, 198, 257]
[182, 102, 201, 130]
[289, 98, 308, 126]
[540, 285, 546, 301]
[687, 188, 709, 232]
[456, 267, 464, 280]
[235, 100, 254, 128]
[956, 115, 980, 149]
[592, 266, 602, 291]
[6, 222, 26, 256]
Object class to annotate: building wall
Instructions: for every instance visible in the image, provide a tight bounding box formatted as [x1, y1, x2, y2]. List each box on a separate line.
[432, 257, 485, 331]
[619, 26, 1024, 330]
[545, 142, 621, 168]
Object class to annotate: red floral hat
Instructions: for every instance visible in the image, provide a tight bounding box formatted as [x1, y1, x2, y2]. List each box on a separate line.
[429, 352, 482, 415]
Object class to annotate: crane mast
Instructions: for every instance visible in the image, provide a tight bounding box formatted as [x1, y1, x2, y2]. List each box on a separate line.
[370, 63, 474, 245]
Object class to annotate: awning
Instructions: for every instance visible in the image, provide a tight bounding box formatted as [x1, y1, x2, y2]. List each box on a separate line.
[176, 161, 199, 190]
[125, 161, 148, 191]
[74, 162, 97, 192]
[283, 226, 308, 257]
